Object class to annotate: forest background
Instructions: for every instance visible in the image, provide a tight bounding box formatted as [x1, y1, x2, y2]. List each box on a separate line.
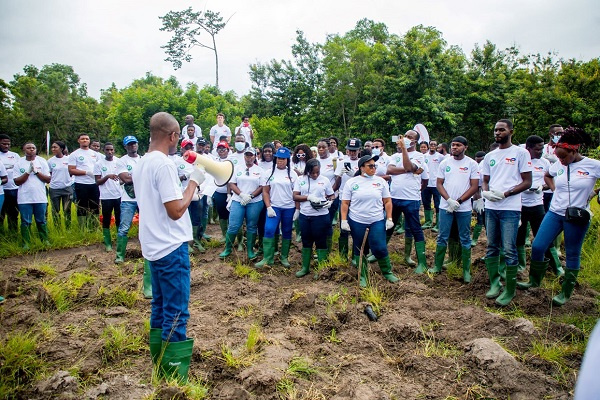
[1, 20, 599, 156]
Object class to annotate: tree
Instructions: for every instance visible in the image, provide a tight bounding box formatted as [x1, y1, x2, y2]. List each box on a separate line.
[159, 7, 232, 88]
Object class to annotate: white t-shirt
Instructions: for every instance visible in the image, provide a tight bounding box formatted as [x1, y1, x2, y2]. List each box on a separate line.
[210, 124, 231, 149]
[522, 157, 550, 207]
[68, 148, 99, 184]
[292, 160, 306, 176]
[235, 125, 253, 147]
[341, 175, 390, 224]
[388, 150, 427, 201]
[47, 155, 72, 190]
[181, 123, 202, 139]
[293, 175, 334, 217]
[0, 150, 20, 190]
[94, 157, 122, 200]
[132, 151, 192, 261]
[482, 145, 532, 211]
[438, 156, 480, 212]
[258, 160, 274, 172]
[374, 153, 389, 177]
[262, 167, 297, 209]
[15, 157, 49, 204]
[316, 155, 343, 196]
[228, 152, 245, 168]
[117, 154, 141, 202]
[0, 162, 6, 195]
[425, 151, 444, 187]
[339, 157, 360, 193]
[230, 164, 263, 204]
[549, 157, 600, 216]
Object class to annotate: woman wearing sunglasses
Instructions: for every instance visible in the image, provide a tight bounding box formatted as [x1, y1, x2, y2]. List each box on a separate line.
[340, 154, 398, 288]
[292, 144, 313, 176]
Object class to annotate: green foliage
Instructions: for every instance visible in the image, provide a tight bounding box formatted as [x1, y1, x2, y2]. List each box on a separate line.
[0, 331, 46, 398]
[42, 271, 96, 312]
[101, 324, 145, 362]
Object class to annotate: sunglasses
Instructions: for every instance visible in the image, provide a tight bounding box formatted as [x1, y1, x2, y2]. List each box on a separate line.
[297, 153, 306, 158]
[363, 164, 376, 169]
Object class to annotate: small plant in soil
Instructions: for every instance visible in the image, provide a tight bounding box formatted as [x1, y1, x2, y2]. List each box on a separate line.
[18, 262, 57, 277]
[98, 285, 140, 308]
[290, 290, 307, 302]
[287, 356, 317, 378]
[360, 285, 386, 316]
[232, 259, 261, 282]
[325, 328, 341, 343]
[0, 331, 46, 399]
[528, 339, 584, 384]
[101, 324, 145, 363]
[203, 238, 223, 249]
[42, 271, 96, 312]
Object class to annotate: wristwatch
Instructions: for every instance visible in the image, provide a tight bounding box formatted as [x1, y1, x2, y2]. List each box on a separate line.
[457, 198, 463, 204]
[249, 194, 254, 199]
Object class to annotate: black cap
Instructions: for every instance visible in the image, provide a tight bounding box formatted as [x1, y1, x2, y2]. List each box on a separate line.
[345, 138, 362, 150]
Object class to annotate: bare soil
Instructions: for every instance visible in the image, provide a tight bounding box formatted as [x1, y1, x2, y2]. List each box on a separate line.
[1, 225, 596, 399]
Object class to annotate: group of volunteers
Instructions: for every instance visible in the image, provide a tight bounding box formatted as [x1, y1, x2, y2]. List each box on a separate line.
[1, 112, 600, 382]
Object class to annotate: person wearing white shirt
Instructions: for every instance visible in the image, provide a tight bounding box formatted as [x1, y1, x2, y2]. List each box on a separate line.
[255, 147, 297, 268]
[180, 114, 201, 139]
[481, 119, 532, 306]
[234, 116, 254, 147]
[427, 137, 480, 283]
[47, 141, 73, 230]
[470, 151, 487, 247]
[422, 140, 444, 231]
[94, 143, 122, 252]
[316, 139, 343, 253]
[256, 143, 276, 253]
[178, 139, 205, 254]
[220, 147, 264, 261]
[337, 138, 362, 261]
[209, 112, 231, 151]
[386, 131, 430, 273]
[0, 134, 21, 234]
[14, 142, 51, 249]
[212, 141, 234, 241]
[132, 112, 205, 383]
[183, 126, 199, 149]
[341, 154, 398, 288]
[293, 158, 335, 278]
[68, 133, 101, 232]
[525, 127, 600, 306]
[0, 162, 7, 214]
[291, 144, 314, 244]
[541, 124, 563, 210]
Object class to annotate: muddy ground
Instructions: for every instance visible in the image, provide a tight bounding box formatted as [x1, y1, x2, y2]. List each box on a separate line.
[1, 224, 598, 400]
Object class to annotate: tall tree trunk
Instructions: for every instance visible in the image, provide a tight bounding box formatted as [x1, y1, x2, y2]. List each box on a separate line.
[212, 34, 219, 89]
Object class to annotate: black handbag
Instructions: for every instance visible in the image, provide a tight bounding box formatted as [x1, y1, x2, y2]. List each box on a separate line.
[565, 164, 591, 225]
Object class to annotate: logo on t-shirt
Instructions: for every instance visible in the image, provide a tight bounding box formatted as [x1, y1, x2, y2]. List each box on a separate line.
[19, 168, 25, 173]
[445, 166, 451, 172]
[489, 159, 496, 167]
[179, 164, 185, 169]
[232, 160, 238, 164]
[51, 163, 56, 168]
[300, 181, 306, 186]
[577, 170, 590, 177]
[504, 157, 516, 165]
[127, 165, 133, 171]
[459, 167, 469, 172]
[352, 184, 359, 191]
[557, 169, 564, 176]
[102, 167, 107, 171]
[237, 172, 242, 176]
[78, 156, 84, 161]
[534, 166, 544, 171]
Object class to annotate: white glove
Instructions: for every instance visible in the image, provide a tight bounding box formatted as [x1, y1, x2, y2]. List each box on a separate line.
[207, 196, 213, 206]
[473, 198, 484, 214]
[385, 218, 394, 230]
[482, 190, 503, 202]
[307, 194, 320, 203]
[28, 162, 35, 174]
[85, 170, 95, 177]
[239, 193, 252, 205]
[543, 152, 558, 163]
[491, 190, 506, 200]
[189, 168, 205, 186]
[293, 209, 300, 221]
[226, 196, 233, 211]
[446, 198, 460, 212]
[534, 185, 543, 194]
[226, 193, 232, 203]
[341, 220, 351, 231]
[322, 200, 333, 209]
[266, 206, 276, 217]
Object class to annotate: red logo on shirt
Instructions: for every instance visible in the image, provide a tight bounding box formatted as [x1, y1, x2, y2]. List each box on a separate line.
[459, 167, 469, 172]
[534, 166, 544, 171]
[577, 170, 590, 176]
[505, 157, 516, 165]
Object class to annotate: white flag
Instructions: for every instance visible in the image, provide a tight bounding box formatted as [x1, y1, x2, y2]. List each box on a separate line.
[46, 131, 50, 155]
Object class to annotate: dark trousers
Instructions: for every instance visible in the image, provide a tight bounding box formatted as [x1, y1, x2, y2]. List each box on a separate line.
[101, 198, 121, 229]
[421, 186, 440, 212]
[0, 189, 19, 232]
[212, 192, 229, 220]
[299, 214, 329, 250]
[74, 183, 100, 217]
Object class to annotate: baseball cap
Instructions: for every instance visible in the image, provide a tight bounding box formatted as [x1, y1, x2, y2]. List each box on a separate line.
[217, 140, 229, 149]
[345, 138, 362, 150]
[196, 138, 206, 146]
[244, 147, 256, 155]
[181, 139, 194, 148]
[275, 147, 291, 159]
[123, 135, 138, 146]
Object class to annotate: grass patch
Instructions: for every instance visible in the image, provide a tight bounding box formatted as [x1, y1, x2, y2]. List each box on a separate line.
[229, 304, 257, 319]
[324, 328, 341, 343]
[483, 304, 527, 320]
[527, 339, 585, 383]
[203, 239, 223, 249]
[17, 262, 57, 277]
[98, 286, 140, 308]
[42, 271, 96, 312]
[102, 324, 145, 363]
[232, 260, 261, 282]
[360, 285, 386, 316]
[0, 331, 47, 399]
[219, 323, 267, 369]
[287, 356, 317, 378]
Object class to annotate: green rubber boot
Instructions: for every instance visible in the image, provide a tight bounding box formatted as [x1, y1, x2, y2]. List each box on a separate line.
[338, 235, 349, 261]
[525, 222, 532, 248]
[296, 248, 312, 277]
[471, 224, 482, 247]
[192, 226, 205, 253]
[552, 269, 579, 306]
[431, 212, 440, 233]
[495, 264, 518, 306]
[160, 339, 194, 384]
[280, 239, 291, 268]
[21, 224, 31, 251]
[315, 248, 329, 279]
[273, 233, 280, 256]
[414, 241, 428, 274]
[247, 233, 257, 261]
[378, 256, 399, 283]
[485, 256, 503, 299]
[498, 249, 506, 280]
[143, 259, 153, 299]
[404, 237, 416, 267]
[254, 237, 275, 268]
[548, 246, 564, 277]
[38, 223, 51, 247]
[351, 255, 359, 268]
[517, 245, 526, 273]
[517, 259, 548, 290]
[218, 219, 228, 243]
[461, 247, 472, 283]
[219, 233, 236, 258]
[201, 217, 211, 240]
[236, 230, 244, 252]
[366, 252, 377, 263]
[359, 257, 369, 288]
[114, 235, 128, 264]
[394, 215, 405, 234]
[428, 245, 446, 274]
[103, 228, 113, 252]
[149, 328, 163, 365]
[422, 210, 433, 229]
[294, 219, 302, 243]
[256, 235, 263, 256]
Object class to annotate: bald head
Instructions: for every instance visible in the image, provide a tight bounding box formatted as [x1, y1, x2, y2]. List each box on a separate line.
[150, 112, 180, 140]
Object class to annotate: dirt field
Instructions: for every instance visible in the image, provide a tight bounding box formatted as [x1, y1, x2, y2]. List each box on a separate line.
[1, 224, 597, 399]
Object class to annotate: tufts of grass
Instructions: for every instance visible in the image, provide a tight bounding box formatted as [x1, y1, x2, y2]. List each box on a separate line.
[232, 260, 261, 282]
[360, 285, 386, 316]
[0, 331, 47, 399]
[18, 262, 57, 277]
[287, 356, 317, 379]
[324, 328, 341, 344]
[389, 252, 404, 266]
[419, 337, 461, 358]
[444, 261, 463, 281]
[101, 324, 145, 363]
[203, 239, 223, 249]
[276, 377, 296, 399]
[229, 305, 257, 319]
[483, 303, 527, 320]
[245, 324, 266, 353]
[289, 290, 307, 302]
[220, 323, 267, 369]
[579, 201, 600, 291]
[42, 271, 95, 312]
[98, 286, 140, 308]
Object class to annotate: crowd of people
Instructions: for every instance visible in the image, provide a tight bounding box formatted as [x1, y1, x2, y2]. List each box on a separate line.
[1, 113, 600, 381]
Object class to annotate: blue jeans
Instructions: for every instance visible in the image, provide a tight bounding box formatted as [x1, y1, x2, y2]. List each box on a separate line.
[387, 199, 424, 242]
[421, 186, 440, 212]
[150, 242, 190, 342]
[299, 213, 329, 249]
[265, 207, 294, 239]
[227, 200, 264, 235]
[117, 201, 138, 237]
[188, 200, 201, 227]
[348, 218, 388, 259]
[18, 203, 47, 228]
[531, 211, 589, 270]
[437, 210, 471, 248]
[485, 209, 520, 266]
[0, 194, 4, 216]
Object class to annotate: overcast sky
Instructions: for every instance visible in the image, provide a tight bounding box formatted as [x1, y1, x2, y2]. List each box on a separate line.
[1, 0, 598, 99]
